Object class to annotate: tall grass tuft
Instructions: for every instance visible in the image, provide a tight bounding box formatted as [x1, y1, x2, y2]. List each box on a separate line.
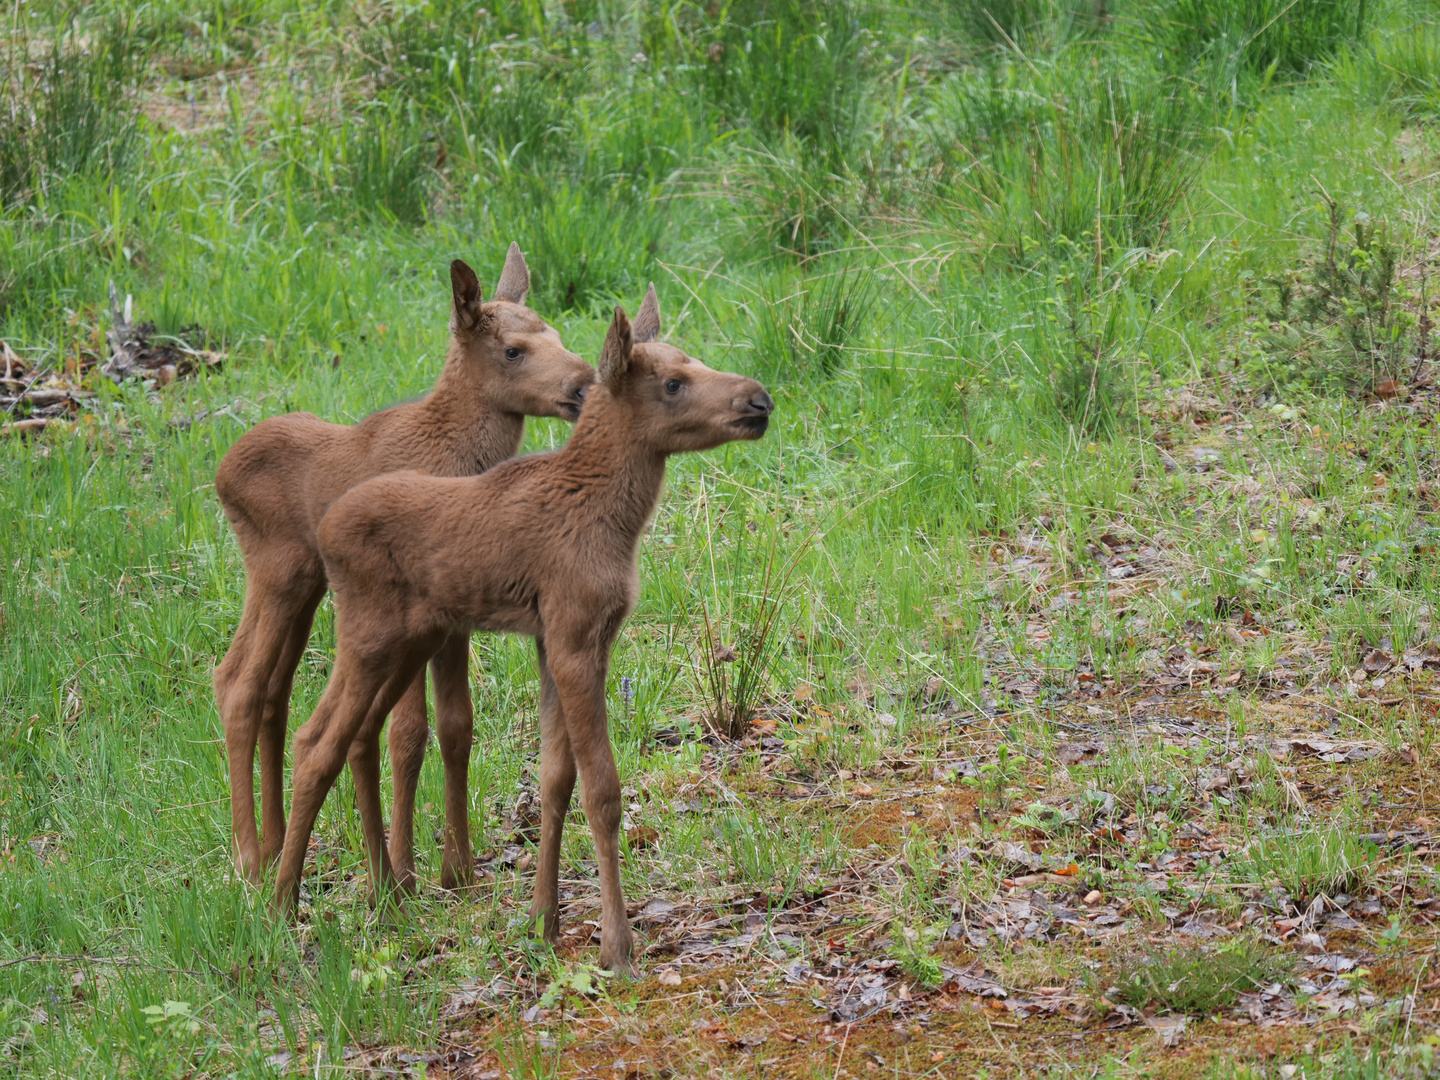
[496, 181, 663, 312]
[1333, 20, 1440, 118]
[752, 264, 876, 381]
[692, 0, 869, 164]
[1235, 825, 1380, 903]
[951, 0, 1108, 50]
[693, 508, 810, 742]
[693, 0, 872, 254]
[1161, 0, 1375, 76]
[1107, 937, 1294, 1014]
[932, 64, 1211, 261]
[343, 99, 435, 224]
[0, 20, 144, 209]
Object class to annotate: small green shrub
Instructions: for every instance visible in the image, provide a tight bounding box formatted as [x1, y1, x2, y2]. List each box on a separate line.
[1254, 196, 1416, 396]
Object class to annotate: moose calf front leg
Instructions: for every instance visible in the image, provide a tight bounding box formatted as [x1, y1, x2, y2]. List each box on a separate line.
[431, 634, 476, 891]
[550, 647, 634, 975]
[530, 643, 576, 942]
[386, 674, 430, 893]
[275, 653, 414, 916]
[274, 660, 376, 914]
[348, 713, 403, 910]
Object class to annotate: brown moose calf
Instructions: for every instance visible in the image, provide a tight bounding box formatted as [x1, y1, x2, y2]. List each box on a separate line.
[274, 290, 773, 973]
[213, 245, 594, 890]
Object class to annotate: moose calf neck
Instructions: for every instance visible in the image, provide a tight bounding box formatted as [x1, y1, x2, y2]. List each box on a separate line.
[275, 291, 774, 973]
[212, 245, 594, 890]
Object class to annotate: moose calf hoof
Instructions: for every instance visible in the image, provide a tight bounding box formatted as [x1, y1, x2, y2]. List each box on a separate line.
[439, 863, 476, 894]
[599, 946, 637, 979]
[235, 853, 265, 889]
[393, 866, 420, 897]
[270, 885, 300, 922]
[599, 929, 637, 978]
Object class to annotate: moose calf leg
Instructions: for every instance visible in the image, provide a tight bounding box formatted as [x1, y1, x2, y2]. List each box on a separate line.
[530, 643, 576, 941]
[220, 688, 264, 885]
[550, 649, 634, 975]
[257, 591, 325, 867]
[431, 634, 476, 892]
[348, 713, 403, 909]
[217, 589, 303, 885]
[274, 653, 401, 915]
[386, 674, 430, 892]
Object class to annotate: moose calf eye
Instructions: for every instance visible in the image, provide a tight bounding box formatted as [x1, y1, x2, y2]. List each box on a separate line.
[665, 378, 682, 395]
[504, 346, 522, 361]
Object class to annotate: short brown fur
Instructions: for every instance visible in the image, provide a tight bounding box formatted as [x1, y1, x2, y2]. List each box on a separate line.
[274, 290, 773, 972]
[213, 245, 594, 889]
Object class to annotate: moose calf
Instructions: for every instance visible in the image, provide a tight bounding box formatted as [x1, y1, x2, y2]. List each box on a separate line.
[214, 245, 594, 889]
[274, 290, 774, 972]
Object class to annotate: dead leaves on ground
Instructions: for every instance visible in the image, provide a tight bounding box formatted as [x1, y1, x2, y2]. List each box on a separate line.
[2, 286, 221, 438]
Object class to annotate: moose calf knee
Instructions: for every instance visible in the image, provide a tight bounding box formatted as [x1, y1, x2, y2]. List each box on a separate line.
[581, 781, 622, 836]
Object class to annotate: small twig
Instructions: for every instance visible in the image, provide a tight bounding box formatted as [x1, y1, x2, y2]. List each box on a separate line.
[831, 1020, 852, 1080]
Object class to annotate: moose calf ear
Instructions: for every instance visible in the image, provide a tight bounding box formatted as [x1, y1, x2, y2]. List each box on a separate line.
[598, 306, 633, 390]
[493, 241, 531, 304]
[451, 259, 485, 332]
[631, 282, 661, 343]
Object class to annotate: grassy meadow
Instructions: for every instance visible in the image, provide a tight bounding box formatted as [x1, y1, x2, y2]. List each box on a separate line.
[7, 0, 1440, 1075]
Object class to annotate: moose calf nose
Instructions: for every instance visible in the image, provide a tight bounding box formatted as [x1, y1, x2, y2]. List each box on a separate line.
[750, 391, 775, 415]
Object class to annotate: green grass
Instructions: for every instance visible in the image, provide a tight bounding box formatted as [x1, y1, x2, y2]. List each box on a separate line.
[3, 0, 1440, 1074]
[1107, 936, 1295, 1015]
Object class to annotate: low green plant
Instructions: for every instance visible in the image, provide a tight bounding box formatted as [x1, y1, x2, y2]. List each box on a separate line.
[1235, 824, 1380, 902]
[539, 962, 612, 1012]
[963, 742, 1022, 814]
[1107, 937, 1293, 1015]
[889, 922, 945, 988]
